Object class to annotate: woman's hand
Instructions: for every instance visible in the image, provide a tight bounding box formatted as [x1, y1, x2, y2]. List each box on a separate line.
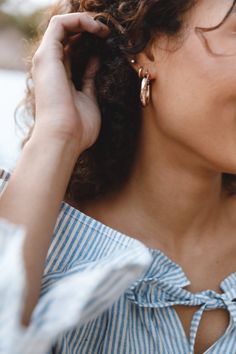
[0, 12, 112, 327]
[31, 12, 110, 155]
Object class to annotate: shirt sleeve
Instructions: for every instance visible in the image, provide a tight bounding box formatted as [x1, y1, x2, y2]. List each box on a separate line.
[0, 168, 11, 195]
[0, 168, 152, 354]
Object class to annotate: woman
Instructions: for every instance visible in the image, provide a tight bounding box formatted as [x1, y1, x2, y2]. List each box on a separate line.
[1, 0, 236, 353]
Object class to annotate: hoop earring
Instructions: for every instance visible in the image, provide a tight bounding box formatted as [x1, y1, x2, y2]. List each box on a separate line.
[140, 71, 151, 107]
[132, 63, 151, 107]
[138, 66, 144, 79]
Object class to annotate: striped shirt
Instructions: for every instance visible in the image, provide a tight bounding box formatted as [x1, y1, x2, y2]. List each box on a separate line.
[0, 168, 236, 354]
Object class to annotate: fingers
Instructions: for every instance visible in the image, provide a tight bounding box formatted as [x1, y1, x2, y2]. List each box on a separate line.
[82, 57, 100, 97]
[42, 12, 110, 48]
[32, 12, 107, 101]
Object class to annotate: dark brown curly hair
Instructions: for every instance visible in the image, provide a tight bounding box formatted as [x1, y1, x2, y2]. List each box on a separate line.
[17, 0, 236, 203]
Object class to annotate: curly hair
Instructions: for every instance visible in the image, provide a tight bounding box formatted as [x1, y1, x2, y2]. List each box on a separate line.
[16, 0, 236, 203]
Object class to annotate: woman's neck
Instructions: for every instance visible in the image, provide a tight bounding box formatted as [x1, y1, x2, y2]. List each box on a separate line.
[77, 114, 235, 252]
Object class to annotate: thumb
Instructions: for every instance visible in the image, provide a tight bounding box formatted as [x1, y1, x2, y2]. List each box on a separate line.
[81, 57, 100, 97]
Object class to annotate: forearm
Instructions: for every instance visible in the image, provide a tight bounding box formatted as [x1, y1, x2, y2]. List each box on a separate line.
[0, 133, 79, 326]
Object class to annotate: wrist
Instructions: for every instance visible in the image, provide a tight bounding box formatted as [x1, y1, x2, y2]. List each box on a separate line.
[26, 127, 83, 161]
[22, 132, 80, 181]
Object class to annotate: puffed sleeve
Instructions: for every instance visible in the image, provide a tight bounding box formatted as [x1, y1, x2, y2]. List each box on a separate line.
[0, 217, 27, 354]
[0, 168, 152, 354]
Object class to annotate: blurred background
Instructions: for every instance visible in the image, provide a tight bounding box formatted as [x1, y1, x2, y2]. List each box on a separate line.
[0, 0, 54, 171]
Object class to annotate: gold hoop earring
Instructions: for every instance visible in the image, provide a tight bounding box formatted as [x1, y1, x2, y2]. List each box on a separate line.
[135, 65, 151, 107]
[140, 71, 151, 107]
[138, 66, 144, 79]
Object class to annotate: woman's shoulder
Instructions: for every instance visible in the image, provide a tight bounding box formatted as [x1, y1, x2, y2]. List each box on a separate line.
[0, 166, 150, 274]
[37, 198, 152, 352]
[44, 197, 150, 274]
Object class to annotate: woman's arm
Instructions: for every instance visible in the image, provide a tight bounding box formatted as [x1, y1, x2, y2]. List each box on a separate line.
[0, 12, 110, 327]
[0, 135, 78, 326]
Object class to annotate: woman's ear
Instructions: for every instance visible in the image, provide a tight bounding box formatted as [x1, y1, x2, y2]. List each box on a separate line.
[129, 40, 158, 81]
[128, 31, 177, 80]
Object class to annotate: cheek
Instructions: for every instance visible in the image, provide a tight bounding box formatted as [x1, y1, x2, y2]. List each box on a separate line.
[151, 37, 236, 171]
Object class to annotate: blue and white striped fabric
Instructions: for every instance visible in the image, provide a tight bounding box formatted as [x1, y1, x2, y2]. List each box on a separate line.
[1, 167, 236, 354]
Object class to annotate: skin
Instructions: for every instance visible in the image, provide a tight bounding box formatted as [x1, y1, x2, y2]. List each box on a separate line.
[82, 0, 236, 265]
[76, 2, 236, 352]
[0, 13, 110, 326]
[0, 1, 235, 352]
